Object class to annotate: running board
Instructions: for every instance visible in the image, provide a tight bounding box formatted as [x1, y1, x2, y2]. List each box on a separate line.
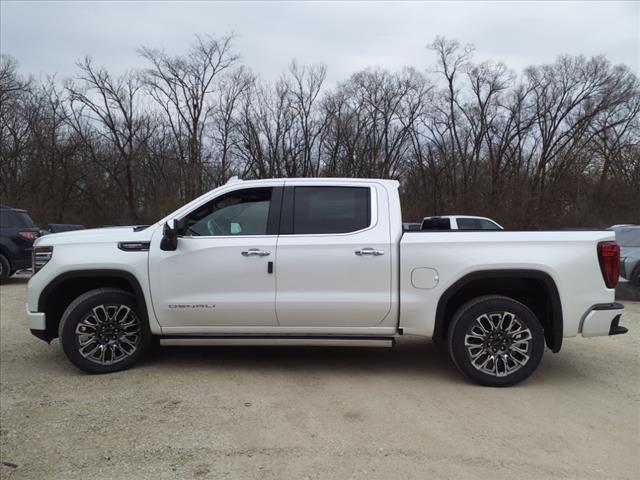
[159, 336, 395, 348]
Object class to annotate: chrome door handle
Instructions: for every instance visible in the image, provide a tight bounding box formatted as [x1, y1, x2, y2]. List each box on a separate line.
[355, 248, 385, 256]
[241, 249, 270, 257]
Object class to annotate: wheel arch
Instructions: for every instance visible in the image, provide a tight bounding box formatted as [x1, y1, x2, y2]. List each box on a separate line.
[434, 269, 563, 352]
[37, 269, 150, 342]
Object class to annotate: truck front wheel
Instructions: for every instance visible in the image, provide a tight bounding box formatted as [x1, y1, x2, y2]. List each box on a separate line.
[447, 295, 545, 387]
[58, 288, 151, 373]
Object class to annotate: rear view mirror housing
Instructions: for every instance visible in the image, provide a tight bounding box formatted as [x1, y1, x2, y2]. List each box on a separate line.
[160, 219, 181, 251]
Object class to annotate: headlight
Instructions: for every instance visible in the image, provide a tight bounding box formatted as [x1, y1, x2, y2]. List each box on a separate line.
[32, 246, 53, 273]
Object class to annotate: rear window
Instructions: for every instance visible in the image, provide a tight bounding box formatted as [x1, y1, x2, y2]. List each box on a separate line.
[615, 228, 640, 247]
[292, 186, 370, 234]
[0, 210, 35, 229]
[421, 218, 451, 230]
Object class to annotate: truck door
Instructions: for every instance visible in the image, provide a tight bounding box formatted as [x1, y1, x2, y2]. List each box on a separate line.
[148, 185, 282, 328]
[275, 183, 392, 327]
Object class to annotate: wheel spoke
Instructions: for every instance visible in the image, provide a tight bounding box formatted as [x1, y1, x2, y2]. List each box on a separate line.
[119, 336, 138, 351]
[488, 313, 501, 330]
[114, 305, 131, 324]
[512, 344, 528, 354]
[80, 342, 101, 359]
[98, 345, 107, 363]
[77, 335, 97, 347]
[92, 305, 109, 324]
[510, 351, 530, 366]
[475, 314, 492, 334]
[465, 333, 484, 345]
[501, 312, 515, 331]
[467, 346, 485, 360]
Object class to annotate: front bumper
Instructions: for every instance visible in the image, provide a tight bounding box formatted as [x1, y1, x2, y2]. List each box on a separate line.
[25, 304, 46, 330]
[26, 305, 52, 342]
[581, 303, 627, 337]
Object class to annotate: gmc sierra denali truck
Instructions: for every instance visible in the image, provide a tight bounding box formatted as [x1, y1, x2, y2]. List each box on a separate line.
[25, 178, 626, 386]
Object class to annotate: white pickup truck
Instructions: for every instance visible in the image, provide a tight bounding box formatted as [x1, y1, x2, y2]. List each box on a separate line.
[26, 178, 626, 386]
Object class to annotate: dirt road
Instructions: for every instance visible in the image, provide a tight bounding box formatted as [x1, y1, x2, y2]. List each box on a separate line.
[1, 274, 639, 479]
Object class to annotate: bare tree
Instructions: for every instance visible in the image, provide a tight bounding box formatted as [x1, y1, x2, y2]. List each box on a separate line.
[1, 36, 639, 228]
[66, 58, 150, 221]
[211, 66, 254, 183]
[287, 60, 328, 176]
[139, 34, 238, 200]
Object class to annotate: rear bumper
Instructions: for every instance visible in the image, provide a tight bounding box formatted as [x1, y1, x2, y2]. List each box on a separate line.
[581, 303, 626, 337]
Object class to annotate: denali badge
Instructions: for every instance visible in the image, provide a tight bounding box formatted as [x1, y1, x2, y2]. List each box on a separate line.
[168, 304, 216, 309]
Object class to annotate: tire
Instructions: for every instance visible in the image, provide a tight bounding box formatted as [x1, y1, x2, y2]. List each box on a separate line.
[58, 288, 151, 373]
[447, 295, 545, 387]
[0, 255, 10, 284]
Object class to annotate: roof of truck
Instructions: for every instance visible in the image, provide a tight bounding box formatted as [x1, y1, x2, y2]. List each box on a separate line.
[225, 177, 400, 187]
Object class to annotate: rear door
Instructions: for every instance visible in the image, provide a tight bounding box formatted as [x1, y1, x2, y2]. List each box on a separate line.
[274, 182, 392, 327]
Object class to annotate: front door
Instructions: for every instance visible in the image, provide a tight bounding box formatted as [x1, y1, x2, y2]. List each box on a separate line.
[149, 186, 281, 328]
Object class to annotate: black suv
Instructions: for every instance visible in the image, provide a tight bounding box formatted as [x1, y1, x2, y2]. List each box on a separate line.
[0, 205, 40, 283]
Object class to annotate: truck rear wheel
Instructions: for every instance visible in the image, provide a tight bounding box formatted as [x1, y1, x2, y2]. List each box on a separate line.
[58, 288, 151, 373]
[447, 295, 544, 387]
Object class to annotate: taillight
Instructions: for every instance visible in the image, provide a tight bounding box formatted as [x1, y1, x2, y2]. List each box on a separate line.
[18, 231, 37, 242]
[598, 242, 620, 289]
[32, 246, 53, 273]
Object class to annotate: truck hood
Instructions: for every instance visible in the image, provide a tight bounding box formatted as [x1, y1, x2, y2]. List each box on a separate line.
[35, 225, 158, 246]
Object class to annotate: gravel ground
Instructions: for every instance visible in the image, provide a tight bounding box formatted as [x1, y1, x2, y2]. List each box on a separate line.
[1, 273, 639, 480]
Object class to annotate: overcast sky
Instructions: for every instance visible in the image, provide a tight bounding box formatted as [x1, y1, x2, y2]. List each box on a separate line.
[1, 1, 638, 85]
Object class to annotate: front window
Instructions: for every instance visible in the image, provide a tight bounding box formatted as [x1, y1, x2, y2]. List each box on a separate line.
[181, 188, 273, 237]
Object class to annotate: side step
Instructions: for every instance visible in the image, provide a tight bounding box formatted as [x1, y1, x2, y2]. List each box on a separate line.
[159, 336, 395, 348]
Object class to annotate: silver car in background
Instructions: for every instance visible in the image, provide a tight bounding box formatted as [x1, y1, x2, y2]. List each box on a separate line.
[611, 225, 640, 287]
[421, 215, 503, 230]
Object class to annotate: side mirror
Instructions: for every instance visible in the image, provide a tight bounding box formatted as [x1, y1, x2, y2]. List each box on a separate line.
[160, 219, 179, 251]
